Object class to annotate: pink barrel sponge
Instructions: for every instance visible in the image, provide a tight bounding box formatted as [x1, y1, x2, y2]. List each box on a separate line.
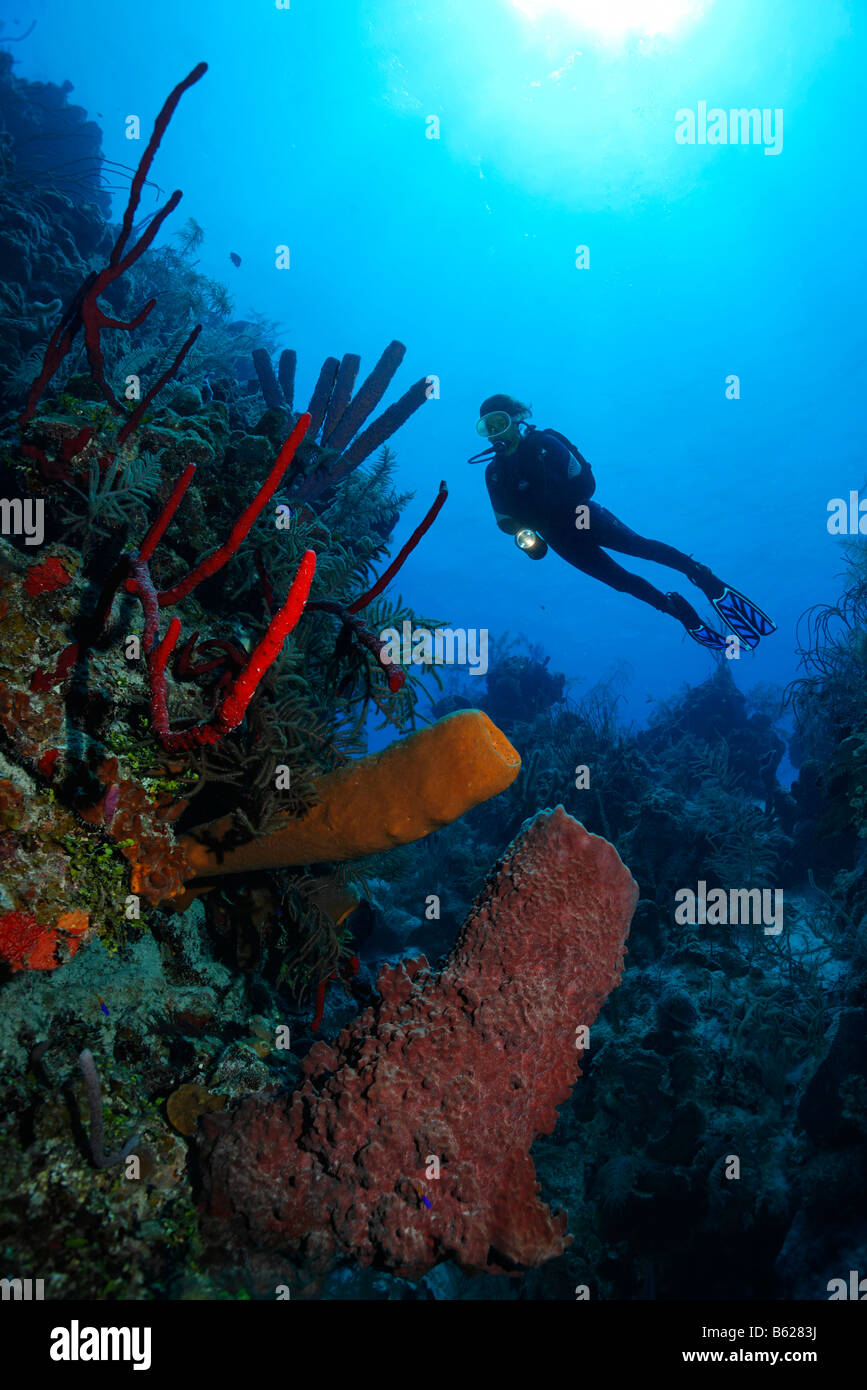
[198, 807, 638, 1283]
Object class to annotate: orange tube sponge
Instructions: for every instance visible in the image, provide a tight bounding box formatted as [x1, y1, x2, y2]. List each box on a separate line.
[179, 709, 520, 882]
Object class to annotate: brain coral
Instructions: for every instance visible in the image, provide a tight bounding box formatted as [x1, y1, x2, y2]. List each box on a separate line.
[197, 806, 638, 1287]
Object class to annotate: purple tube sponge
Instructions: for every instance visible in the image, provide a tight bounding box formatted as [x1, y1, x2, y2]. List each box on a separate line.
[78, 1049, 139, 1170]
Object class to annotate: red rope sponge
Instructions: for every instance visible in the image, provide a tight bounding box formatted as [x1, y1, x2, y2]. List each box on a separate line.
[157, 414, 311, 606]
[348, 480, 448, 614]
[19, 64, 208, 448]
[113, 417, 314, 752]
[144, 555, 316, 752]
[136, 463, 196, 568]
[218, 550, 316, 730]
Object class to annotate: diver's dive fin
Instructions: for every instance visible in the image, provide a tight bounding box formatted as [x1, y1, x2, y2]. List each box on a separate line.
[711, 585, 776, 643]
[684, 621, 731, 653]
[667, 592, 730, 652]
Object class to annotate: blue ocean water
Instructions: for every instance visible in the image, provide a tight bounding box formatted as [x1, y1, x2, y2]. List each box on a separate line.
[10, 0, 866, 722]
[5, 3, 867, 1321]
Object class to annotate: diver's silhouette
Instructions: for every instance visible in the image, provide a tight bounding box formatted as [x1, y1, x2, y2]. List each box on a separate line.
[470, 394, 775, 652]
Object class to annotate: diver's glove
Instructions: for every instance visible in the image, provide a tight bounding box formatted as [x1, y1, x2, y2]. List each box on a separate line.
[515, 528, 548, 560]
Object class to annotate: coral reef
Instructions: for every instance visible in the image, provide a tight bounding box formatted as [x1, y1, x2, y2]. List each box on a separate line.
[18, 62, 208, 480]
[361, 604, 867, 1299]
[0, 48, 109, 215]
[0, 55, 545, 1303]
[197, 807, 637, 1289]
[0, 60, 462, 970]
[112, 414, 316, 757]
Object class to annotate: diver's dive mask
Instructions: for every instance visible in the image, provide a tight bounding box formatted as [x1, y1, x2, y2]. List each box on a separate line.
[476, 410, 513, 439]
[468, 410, 527, 464]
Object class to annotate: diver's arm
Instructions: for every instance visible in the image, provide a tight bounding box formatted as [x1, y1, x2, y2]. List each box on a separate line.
[485, 464, 547, 557]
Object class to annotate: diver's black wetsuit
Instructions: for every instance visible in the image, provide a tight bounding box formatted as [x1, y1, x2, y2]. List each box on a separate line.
[484, 427, 708, 615]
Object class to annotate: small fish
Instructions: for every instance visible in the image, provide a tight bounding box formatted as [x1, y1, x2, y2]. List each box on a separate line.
[97, 996, 110, 1018]
[229, 251, 241, 267]
[413, 1184, 432, 1209]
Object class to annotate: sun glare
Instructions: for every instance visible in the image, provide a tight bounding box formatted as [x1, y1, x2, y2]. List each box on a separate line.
[512, 0, 702, 40]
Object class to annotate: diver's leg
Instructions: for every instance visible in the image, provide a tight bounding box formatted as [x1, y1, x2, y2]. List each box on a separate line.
[585, 504, 776, 640]
[572, 543, 678, 615]
[585, 504, 717, 588]
[570, 540, 729, 649]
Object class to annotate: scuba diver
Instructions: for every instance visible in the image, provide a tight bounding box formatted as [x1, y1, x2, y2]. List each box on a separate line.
[469, 394, 776, 652]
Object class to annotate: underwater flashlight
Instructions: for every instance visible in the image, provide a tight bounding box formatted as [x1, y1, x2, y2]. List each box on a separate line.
[515, 528, 548, 559]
